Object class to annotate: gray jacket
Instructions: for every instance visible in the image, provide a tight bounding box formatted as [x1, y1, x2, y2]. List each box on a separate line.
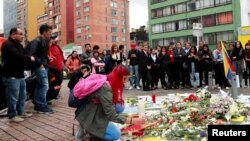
[76, 84, 126, 138]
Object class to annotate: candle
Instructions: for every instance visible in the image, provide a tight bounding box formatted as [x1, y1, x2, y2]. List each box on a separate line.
[138, 100, 145, 118]
[152, 94, 156, 103]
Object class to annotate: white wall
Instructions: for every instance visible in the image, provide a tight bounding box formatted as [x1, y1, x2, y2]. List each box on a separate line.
[240, 0, 250, 26]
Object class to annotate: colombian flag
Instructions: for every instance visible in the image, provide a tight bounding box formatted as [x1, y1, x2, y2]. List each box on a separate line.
[221, 41, 235, 80]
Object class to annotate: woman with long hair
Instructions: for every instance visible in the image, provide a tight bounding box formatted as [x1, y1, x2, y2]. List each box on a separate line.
[65, 51, 81, 76]
[74, 65, 146, 140]
[187, 46, 200, 88]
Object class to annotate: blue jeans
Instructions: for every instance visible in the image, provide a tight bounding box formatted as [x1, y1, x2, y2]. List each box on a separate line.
[103, 122, 121, 141]
[2, 77, 27, 118]
[129, 65, 139, 87]
[34, 67, 49, 109]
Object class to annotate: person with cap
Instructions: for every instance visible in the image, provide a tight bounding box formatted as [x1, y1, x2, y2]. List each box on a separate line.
[48, 34, 64, 88]
[127, 43, 140, 90]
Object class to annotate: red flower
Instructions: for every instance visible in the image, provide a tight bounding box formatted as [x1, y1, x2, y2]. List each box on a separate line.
[171, 106, 177, 113]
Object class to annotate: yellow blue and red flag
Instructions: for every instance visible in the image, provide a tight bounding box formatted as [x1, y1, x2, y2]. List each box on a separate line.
[221, 41, 235, 80]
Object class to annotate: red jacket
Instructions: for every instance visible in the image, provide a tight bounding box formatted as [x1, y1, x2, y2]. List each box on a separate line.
[48, 44, 64, 70]
[168, 51, 174, 62]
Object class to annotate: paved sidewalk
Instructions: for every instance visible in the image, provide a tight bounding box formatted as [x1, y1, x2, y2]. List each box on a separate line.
[0, 80, 249, 141]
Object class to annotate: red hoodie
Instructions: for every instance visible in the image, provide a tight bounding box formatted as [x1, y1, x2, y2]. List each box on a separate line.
[48, 44, 64, 70]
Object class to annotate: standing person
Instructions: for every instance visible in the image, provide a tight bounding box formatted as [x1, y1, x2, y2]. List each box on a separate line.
[213, 42, 231, 89]
[2, 27, 35, 122]
[48, 35, 64, 88]
[187, 46, 200, 88]
[91, 51, 105, 74]
[231, 41, 245, 87]
[80, 43, 93, 66]
[173, 42, 185, 89]
[29, 24, 53, 113]
[106, 44, 123, 74]
[200, 44, 212, 86]
[244, 43, 250, 86]
[158, 46, 169, 89]
[127, 43, 140, 90]
[74, 65, 146, 140]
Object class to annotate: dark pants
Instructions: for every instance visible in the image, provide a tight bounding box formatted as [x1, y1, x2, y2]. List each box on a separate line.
[214, 63, 231, 88]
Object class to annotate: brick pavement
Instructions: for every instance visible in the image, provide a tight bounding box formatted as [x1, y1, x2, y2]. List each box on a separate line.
[0, 80, 249, 141]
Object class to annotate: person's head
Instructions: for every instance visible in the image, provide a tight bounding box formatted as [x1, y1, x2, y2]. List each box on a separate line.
[199, 41, 204, 48]
[9, 27, 24, 43]
[85, 43, 91, 51]
[119, 45, 124, 51]
[161, 46, 167, 53]
[111, 44, 119, 54]
[235, 41, 243, 49]
[93, 45, 99, 52]
[216, 42, 222, 50]
[72, 50, 78, 58]
[245, 43, 250, 50]
[50, 34, 58, 45]
[39, 24, 52, 40]
[156, 45, 161, 52]
[190, 46, 197, 54]
[107, 65, 130, 104]
[229, 42, 235, 51]
[176, 42, 182, 49]
[142, 42, 148, 52]
[203, 44, 209, 52]
[185, 42, 191, 49]
[168, 46, 173, 51]
[93, 51, 99, 58]
[79, 64, 91, 76]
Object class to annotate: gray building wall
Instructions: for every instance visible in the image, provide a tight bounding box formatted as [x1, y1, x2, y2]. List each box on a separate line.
[3, 0, 17, 37]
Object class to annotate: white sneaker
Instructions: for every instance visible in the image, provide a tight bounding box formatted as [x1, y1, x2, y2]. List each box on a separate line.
[128, 86, 133, 90]
[19, 112, 32, 118]
[10, 116, 24, 123]
[136, 86, 140, 90]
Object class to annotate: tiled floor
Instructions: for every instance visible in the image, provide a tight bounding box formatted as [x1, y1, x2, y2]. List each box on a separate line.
[0, 95, 76, 141]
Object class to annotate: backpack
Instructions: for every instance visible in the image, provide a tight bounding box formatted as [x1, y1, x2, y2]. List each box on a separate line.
[24, 37, 42, 70]
[68, 74, 107, 108]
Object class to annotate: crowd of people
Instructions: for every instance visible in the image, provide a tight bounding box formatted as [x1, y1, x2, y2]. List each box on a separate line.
[1, 23, 250, 140]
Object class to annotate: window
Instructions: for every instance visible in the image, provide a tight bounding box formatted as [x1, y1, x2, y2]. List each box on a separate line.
[76, 19, 81, 25]
[85, 34, 91, 40]
[111, 27, 117, 33]
[156, 9, 162, 17]
[122, 37, 126, 42]
[84, 7, 89, 12]
[83, 0, 89, 3]
[76, 36, 81, 42]
[151, 10, 157, 18]
[175, 3, 186, 13]
[112, 19, 118, 24]
[215, 0, 231, 5]
[84, 25, 90, 30]
[187, 2, 196, 11]
[122, 20, 125, 25]
[76, 1, 81, 7]
[76, 28, 82, 33]
[49, 10, 52, 15]
[203, 33, 216, 45]
[163, 22, 175, 32]
[163, 7, 171, 16]
[112, 36, 118, 42]
[49, 2, 53, 7]
[178, 20, 187, 30]
[202, 14, 216, 27]
[216, 31, 233, 43]
[121, 28, 126, 33]
[170, 6, 175, 14]
[188, 17, 201, 29]
[217, 12, 233, 25]
[152, 24, 163, 33]
[76, 10, 81, 16]
[84, 15, 89, 21]
[111, 9, 118, 16]
[121, 11, 125, 17]
[110, 1, 117, 8]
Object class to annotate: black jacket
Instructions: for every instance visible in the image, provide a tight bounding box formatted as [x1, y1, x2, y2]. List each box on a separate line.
[1, 38, 32, 78]
[128, 49, 140, 66]
[29, 36, 49, 67]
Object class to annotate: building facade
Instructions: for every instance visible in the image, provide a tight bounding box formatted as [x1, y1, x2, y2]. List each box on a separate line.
[37, 14, 49, 30]
[148, 0, 241, 49]
[3, 0, 17, 37]
[47, 0, 74, 47]
[74, 0, 130, 51]
[17, 0, 45, 43]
